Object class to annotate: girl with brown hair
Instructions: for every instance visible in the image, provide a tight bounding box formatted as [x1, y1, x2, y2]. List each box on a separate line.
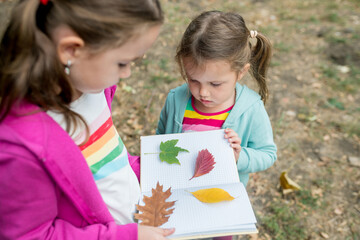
[0, 0, 174, 239]
[157, 8, 277, 210]
[157, 11, 277, 239]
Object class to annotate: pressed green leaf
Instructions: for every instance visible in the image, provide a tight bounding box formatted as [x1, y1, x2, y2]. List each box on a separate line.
[159, 152, 180, 164]
[159, 139, 189, 165]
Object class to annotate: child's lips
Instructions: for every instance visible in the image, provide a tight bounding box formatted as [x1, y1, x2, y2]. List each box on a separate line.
[200, 99, 212, 104]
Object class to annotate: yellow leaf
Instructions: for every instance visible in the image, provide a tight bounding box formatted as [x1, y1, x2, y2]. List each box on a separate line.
[190, 188, 235, 203]
[279, 171, 301, 193]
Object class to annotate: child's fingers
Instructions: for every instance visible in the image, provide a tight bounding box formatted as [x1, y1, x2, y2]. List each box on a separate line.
[231, 143, 241, 162]
[161, 228, 175, 236]
[224, 128, 238, 139]
[138, 226, 175, 240]
[228, 135, 241, 146]
[230, 142, 241, 152]
[225, 129, 242, 160]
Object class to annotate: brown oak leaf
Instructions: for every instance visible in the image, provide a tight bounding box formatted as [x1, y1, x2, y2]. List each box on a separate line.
[135, 182, 175, 227]
[190, 149, 216, 180]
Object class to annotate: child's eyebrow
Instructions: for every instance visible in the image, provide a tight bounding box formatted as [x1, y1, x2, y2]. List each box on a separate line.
[122, 55, 144, 63]
[130, 55, 145, 64]
[133, 56, 143, 61]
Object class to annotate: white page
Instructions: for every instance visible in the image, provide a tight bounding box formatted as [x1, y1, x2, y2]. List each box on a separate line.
[170, 224, 257, 240]
[139, 130, 257, 238]
[140, 130, 240, 193]
[139, 182, 257, 238]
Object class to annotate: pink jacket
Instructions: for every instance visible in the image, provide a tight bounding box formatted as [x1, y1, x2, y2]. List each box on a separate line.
[0, 86, 140, 239]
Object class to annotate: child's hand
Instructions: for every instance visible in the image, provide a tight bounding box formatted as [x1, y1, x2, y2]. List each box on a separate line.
[138, 225, 175, 240]
[224, 128, 241, 162]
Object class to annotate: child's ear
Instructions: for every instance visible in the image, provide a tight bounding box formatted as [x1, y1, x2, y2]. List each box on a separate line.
[55, 26, 85, 65]
[237, 63, 250, 80]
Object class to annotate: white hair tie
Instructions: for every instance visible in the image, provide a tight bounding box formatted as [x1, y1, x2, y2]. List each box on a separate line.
[250, 30, 258, 38]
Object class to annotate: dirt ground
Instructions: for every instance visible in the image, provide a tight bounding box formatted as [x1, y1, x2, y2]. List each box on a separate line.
[1, 0, 359, 239]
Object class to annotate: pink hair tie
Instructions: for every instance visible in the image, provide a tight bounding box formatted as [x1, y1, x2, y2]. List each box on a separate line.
[40, 0, 49, 5]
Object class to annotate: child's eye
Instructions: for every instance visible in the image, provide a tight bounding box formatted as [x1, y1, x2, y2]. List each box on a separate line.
[118, 63, 128, 68]
[211, 83, 221, 87]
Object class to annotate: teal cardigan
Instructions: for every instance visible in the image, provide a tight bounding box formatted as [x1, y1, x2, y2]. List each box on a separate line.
[156, 83, 277, 186]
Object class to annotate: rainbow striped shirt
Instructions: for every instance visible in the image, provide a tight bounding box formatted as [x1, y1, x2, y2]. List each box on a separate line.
[47, 91, 140, 224]
[77, 105, 128, 180]
[182, 97, 233, 132]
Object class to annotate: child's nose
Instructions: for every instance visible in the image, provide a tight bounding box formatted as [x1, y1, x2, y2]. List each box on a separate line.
[199, 85, 209, 97]
[120, 65, 132, 79]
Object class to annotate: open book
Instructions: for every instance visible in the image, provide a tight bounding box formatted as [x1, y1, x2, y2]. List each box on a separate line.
[139, 129, 257, 239]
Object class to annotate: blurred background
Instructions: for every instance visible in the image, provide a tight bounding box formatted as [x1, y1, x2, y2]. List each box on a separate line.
[1, 0, 359, 239]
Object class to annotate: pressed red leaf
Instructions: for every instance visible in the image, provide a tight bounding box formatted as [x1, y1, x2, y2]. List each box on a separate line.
[190, 149, 216, 180]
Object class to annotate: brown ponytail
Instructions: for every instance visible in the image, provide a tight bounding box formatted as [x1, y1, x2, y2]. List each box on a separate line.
[0, 0, 79, 133]
[249, 33, 272, 104]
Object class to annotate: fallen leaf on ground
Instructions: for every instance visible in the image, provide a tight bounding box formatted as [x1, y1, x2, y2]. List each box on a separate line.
[189, 188, 235, 203]
[279, 171, 301, 194]
[190, 149, 216, 180]
[334, 207, 343, 215]
[135, 182, 175, 227]
[320, 232, 329, 239]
